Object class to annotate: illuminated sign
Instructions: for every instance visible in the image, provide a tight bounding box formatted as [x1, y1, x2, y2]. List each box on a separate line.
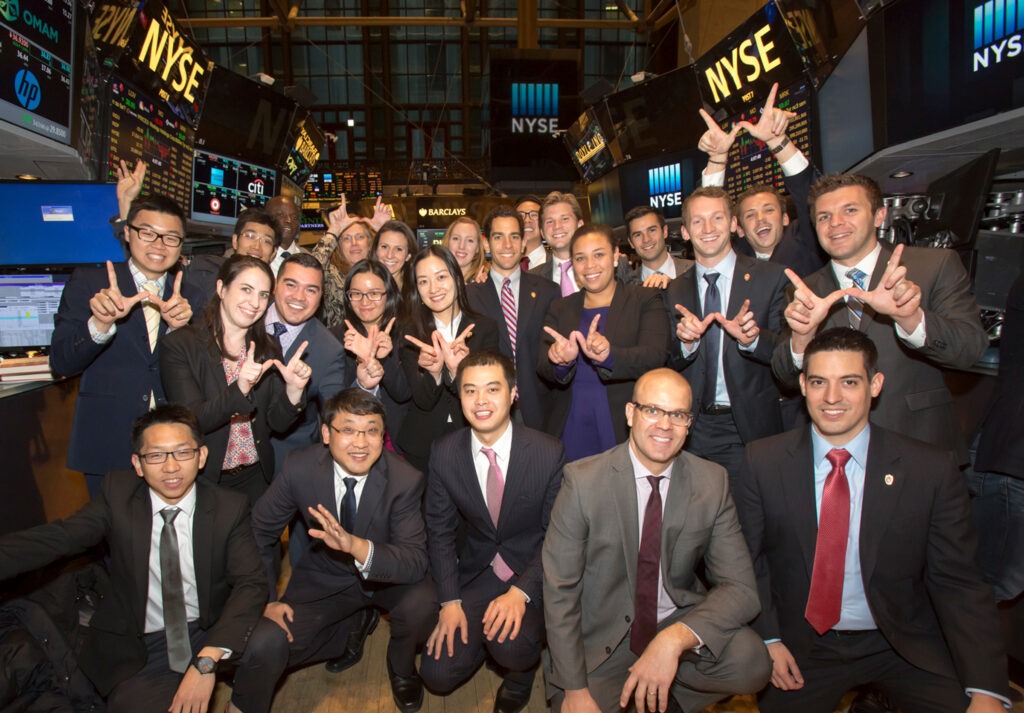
[648, 164, 682, 208]
[511, 82, 559, 134]
[972, 0, 1023, 72]
[135, 5, 206, 103]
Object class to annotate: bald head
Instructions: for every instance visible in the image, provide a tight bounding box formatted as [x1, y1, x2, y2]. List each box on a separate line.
[627, 369, 693, 474]
[265, 196, 300, 249]
[633, 368, 692, 406]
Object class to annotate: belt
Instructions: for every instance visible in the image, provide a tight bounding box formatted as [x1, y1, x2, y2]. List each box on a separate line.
[829, 629, 877, 637]
[700, 404, 732, 415]
[222, 461, 259, 477]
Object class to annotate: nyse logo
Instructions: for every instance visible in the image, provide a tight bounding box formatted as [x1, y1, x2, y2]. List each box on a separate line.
[511, 82, 559, 134]
[14, 69, 41, 111]
[648, 164, 682, 208]
[973, 0, 1023, 72]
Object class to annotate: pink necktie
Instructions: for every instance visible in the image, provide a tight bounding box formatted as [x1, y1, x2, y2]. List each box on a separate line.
[559, 260, 574, 297]
[805, 448, 852, 635]
[481, 447, 514, 581]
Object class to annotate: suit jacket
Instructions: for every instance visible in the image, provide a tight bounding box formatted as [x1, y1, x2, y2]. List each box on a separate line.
[771, 243, 987, 458]
[183, 254, 225, 318]
[538, 284, 670, 441]
[270, 317, 346, 472]
[735, 426, 1007, 696]
[50, 261, 203, 475]
[665, 253, 788, 444]
[618, 255, 695, 285]
[528, 257, 559, 284]
[251, 444, 428, 603]
[426, 424, 565, 604]
[543, 443, 761, 691]
[0, 473, 266, 695]
[395, 313, 500, 470]
[467, 272, 560, 431]
[160, 326, 305, 484]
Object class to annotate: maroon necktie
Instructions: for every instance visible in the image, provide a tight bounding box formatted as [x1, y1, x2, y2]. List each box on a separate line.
[805, 448, 852, 635]
[631, 475, 664, 655]
[520, 256, 530, 272]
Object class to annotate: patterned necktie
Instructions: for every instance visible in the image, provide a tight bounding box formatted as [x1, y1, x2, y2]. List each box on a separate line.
[500, 278, 518, 362]
[481, 447, 514, 582]
[846, 268, 868, 328]
[701, 273, 721, 409]
[270, 321, 287, 349]
[559, 260, 575, 297]
[631, 475, 664, 655]
[340, 477, 357, 532]
[141, 280, 161, 352]
[805, 448, 852, 635]
[159, 508, 191, 673]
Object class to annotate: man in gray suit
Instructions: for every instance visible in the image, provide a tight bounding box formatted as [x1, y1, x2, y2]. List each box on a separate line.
[543, 368, 770, 713]
[619, 206, 693, 290]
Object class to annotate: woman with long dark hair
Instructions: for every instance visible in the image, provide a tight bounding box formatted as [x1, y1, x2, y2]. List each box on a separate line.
[397, 245, 499, 471]
[160, 254, 310, 503]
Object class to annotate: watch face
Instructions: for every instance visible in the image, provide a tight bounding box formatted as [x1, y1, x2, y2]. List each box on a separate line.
[193, 656, 217, 674]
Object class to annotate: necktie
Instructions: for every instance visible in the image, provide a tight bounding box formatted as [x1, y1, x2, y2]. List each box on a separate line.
[141, 280, 161, 352]
[280, 250, 291, 260]
[500, 278, 518, 362]
[341, 477, 357, 532]
[519, 255, 530, 272]
[805, 448, 853, 635]
[270, 321, 287, 349]
[159, 508, 191, 673]
[559, 260, 575, 297]
[631, 475, 664, 655]
[481, 447, 514, 582]
[846, 268, 868, 328]
[701, 273, 721, 409]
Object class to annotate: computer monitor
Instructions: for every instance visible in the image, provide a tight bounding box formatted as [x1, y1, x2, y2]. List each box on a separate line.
[0, 272, 72, 356]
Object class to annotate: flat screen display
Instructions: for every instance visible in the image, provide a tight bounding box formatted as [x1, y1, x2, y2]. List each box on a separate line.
[281, 106, 324, 187]
[190, 149, 277, 228]
[0, 272, 71, 353]
[564, 107, 616, 183]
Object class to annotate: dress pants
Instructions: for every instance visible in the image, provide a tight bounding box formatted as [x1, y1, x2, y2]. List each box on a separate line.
[106, 621, 207, 713]
[686, 411, 745, 495]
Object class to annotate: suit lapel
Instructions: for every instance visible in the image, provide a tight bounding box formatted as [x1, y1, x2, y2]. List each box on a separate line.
[516, 275, 541, 334]
[192, 483, 215, 616]
[314, 448, 339, 522]
[857, 242, 894, 333]
[497, 425, 529, 530]
[481, 280, 513, 355]
[660, 453, 691, 577]
[784, 429, 820, 580]
[458, 430, 491, 527]
[131, 484, 153, 627]
[859, 429, 903, 583]
[611, 445, 640, 596]
[727, 255, 754, 317]
[116, 262, 154, 360]
[355, 455, 387, 535]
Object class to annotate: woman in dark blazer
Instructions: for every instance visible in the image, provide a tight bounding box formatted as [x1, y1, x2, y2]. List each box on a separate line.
[160, 255, 309, 503]
[539, 224, 670, 461]
[397, 245, 499, 471]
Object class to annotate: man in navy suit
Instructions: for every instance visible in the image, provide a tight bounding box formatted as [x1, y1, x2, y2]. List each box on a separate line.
[468, 207, 559, 431]
[420, 351, 565, 713]
[51, 194, 201, 496]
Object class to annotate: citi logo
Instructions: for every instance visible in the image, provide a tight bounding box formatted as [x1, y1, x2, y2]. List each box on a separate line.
[972, 0, 1023, 72]
[14, 69, 41, 111]
[511, 83, 559, 134]
[648, 164, 682, 208]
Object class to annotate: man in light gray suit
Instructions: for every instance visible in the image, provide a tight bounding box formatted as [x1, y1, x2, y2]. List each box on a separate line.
[543, 368, 770, 713]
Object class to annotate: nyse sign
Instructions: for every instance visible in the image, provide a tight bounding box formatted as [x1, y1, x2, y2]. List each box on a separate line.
[511, 82, 559, 134]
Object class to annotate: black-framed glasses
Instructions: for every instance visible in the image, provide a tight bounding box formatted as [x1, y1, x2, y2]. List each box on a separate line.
[518, 210, 540, 220]
[631, 402, 693, 427]
[347, 290, 386, 302]
[137, 448, 200, 464]
[128, 224, 184, 247]
[328, 423, 384, 439]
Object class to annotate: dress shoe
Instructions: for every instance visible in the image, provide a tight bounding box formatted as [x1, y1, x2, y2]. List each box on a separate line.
[324, 607, 380, 673]
[388, 665, 424, 712]
[493, 681, 532, 713]
[847, 687, 894, 713]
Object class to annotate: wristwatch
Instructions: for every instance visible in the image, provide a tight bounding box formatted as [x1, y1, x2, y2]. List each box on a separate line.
[190, 655, 218, 674]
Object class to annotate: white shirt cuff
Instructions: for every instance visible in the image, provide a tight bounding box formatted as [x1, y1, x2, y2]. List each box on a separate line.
[965, 688, 1012, 709]
[739, 335, 759, 352]
[680, 339, 699, 358]
[701, 170, 725, 187]
[790, 342, 805, 370]
[355, 540, 373, 577]
[779, 149, 809, 176]
[88, 316, 116, 343]
[894, 310, 927, 348]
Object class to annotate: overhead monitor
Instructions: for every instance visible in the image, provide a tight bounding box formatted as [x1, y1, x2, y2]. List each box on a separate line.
[563, 107, 616, 183]
[0, 272, 73, 356]
[190, 149, 277, 230]
[281, 106, 324, 187]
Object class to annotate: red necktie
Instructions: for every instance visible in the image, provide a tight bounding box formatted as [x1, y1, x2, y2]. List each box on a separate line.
[631, 475, 664, 655]
[805, 448, 852, 635]
[501, 278, 518, 362]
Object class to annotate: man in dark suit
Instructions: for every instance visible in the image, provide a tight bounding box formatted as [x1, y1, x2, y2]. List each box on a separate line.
[51, 195, 200, 496]
[420, 352, 565, 713]
[665, 186, 789, 489]
[529, 192, 585, 295]
[543, 368, 770, 713]
[736, 327, 1008, 713]
[515, 195, 548, 270]
[618, 206, 694, 289]
[228, 389, 436, 713]
[0, 405, 267, 713]
[771, 173, 987, 461]
[468, 207, 559, 431]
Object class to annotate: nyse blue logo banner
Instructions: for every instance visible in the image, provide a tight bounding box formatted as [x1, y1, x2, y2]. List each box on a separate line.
[973, 0, 1023, 71]
[511, 82, 559, 134]
[648, 164, 682, 208]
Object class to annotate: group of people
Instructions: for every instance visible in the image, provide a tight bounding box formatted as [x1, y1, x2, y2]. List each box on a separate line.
[0, 87, 1014, 713]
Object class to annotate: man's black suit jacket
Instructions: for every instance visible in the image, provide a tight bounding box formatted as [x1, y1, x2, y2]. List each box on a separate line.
[665, 253, 788, 444]
[425, 424, 565, 604]
[735, 425, 1007, 697]
[467, 272, 560, 432]
[251, 444, 428, 603]
[0, 473, 267, 695]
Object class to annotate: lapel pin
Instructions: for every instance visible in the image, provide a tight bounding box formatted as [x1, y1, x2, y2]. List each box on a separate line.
[530, 291, 536, 299]
[884, 474, 894, 486]
[744, 273, 750, 282]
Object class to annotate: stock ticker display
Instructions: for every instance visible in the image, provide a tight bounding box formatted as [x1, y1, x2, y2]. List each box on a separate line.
[303, 170, 383, 203]
[191, 149, 277, 228]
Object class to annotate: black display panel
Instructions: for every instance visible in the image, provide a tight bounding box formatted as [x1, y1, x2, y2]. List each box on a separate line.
[190, 149, 277, 228]
[775, 0, 866, 86]
[614, 150, 706, 222]
[106, 78, 194, 212]
[563, 107, 616, 183]
[0, 0, 75, 145]
[303, 170, 383, 203]
[282, 106, 324, 187]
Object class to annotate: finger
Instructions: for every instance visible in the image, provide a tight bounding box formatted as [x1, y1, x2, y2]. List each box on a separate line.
[120, 290, 148, 311]
[735, 120, 756, 134]
[404, 334, 433, 351]
[173, 270, 183, 296]
[733, 298, 752, 321]
[134, 160, 146, 179]
[497, 611, 516, 643]
[290, 340, 309, 366]
[260, 360, 277, 378]
[764, 81, 779, 111]
[700, 313, 717, 330]
[455, 322, 476, 344]
[587, 313, 601, 336]
[822, 288, 848, 310]
[784, 268, 809, 294]
[698, 107, 720, 132]
[620, 672, 639, 709]
[674, 304, 693, 321]
[344, 319, 359, 335]
[883, 264, 908, 292]
[106, 260, 119, 291]
[543, 326, 567, 343]
[508, 613, 521, 641]
[383, 316, 396, 335]
[375, 195, 383, 210]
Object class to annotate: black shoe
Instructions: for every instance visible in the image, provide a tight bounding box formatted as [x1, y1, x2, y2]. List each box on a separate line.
[493, 681, 532, 713]
[847, 687, 894, 713]
[388, 666, 424, 712]
[324, 607, 380, 674]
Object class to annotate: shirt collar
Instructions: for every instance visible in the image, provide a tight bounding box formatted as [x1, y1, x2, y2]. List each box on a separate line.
[264, 303, 306, 332]
[128, 259, 168, 292]
[810, 423, 871, 472]
[149, 482, 197, 518]
[831, 242, 882, 288]
[470, 422, 514, 464]
[490, 267, 521, 294]
[641, 253, 675, 279]
[627, 441, 674, 481]
[695, 249, 737, 282]
[332, 459, 370, 483]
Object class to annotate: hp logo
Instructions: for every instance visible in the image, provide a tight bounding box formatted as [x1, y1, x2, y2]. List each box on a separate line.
[15, 69, 41, 111]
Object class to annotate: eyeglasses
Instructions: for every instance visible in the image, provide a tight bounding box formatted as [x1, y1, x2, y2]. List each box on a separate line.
[128, 224, 184, 247]
[631, 402, 693, 427]
[347, 290, 386, 302]
[238, 230, 276, 247]
[518, 210, 540, 220]
[328, 423, 384, 439]
[137, 447, 200, 464]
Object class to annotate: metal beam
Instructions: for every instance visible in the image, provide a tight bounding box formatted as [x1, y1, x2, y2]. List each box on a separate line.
[179, 15, 639, 30]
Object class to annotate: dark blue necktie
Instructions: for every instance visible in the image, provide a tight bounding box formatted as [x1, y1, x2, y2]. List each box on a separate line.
[341, 477, 357, 532]
[702, 272, 721, 409]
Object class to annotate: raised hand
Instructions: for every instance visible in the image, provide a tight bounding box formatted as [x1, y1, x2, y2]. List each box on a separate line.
[151, 271, 192, 329]
[783, 269, 847, 354]
[327, 194, 357, 236]
[374, 317, 396, 359]
[576, 313, 611, 362]
[673, 304, 716, 347]
[641, 273, 672, 290]
[89, 260, 148, 332]
[845, 244, 923, 330]
[714, 298, 759, 346]
[115, 159, 146, 220]
[437, 323, 475, 375]
[736, 82, 795, 143]
[343, 319, 377, 363]
[355, 357, 385, 390]
[544, 325, 580, 365]
[697, 108, 740, 162]
[236, 341, 274, 395]
[272, 340, 312, 396]
[307, 504, 370, 565]
[404, 333, 444, 379]
[368, 195, 392, 232]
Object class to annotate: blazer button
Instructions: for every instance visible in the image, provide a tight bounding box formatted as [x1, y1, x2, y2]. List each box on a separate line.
[605, 646, 612, 654]
[625, 615, 631, 623]
[141, 394, 148, 402]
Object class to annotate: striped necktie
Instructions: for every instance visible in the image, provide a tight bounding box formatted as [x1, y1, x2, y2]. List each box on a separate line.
[846, 268, 868, 328]
[500, 277, 517, 362]
[141, 281, 161, 352]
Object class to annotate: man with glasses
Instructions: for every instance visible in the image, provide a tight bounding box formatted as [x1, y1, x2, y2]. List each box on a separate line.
[52, 195, 202, 496]
[514, 195, 547, 270]
[229, 389, 437, 713]
[543, 368, 769, 713]
[529, 192, 585, 296]
[265, 195, 306, 275]
[0, 404, 267, 713]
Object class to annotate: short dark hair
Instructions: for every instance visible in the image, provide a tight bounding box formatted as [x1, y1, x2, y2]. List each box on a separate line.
[803, 327, 879, 376]
[624, 205, 666, 232]
[456, 350, 516, 390]
[322, 388, 386, 426]
[132, 404, 202, 453]
[281, 251, 324, 276]
[234, 208, 281, 248]
[484, 206, 524, 236]
[808, 173, 884, 214]
[127, 195, 187, 229]
[514, 194, 542, 210]
[734, 185, 785, 216]
[681, 186, 732, 225]
[569, 223, 615, 255]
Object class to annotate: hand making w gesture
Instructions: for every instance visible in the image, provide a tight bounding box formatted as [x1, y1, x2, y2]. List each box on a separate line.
[844, 244, 923, 331]
[576, 313, 611, 362]
[144, 271, 192, 329]
[89, 260, 149, 332]
[236, 341, 275, 395]
[783, 269, 848, 354]
[270, 339, 311, 404]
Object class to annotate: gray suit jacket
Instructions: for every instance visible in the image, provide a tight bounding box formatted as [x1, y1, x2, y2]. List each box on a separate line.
[542, 442, 760, 692]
